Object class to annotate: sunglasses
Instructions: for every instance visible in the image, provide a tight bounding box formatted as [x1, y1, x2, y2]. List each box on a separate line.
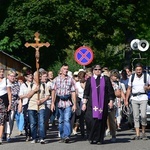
[74, 75, 78, 77]
[94, 68, 101, 71]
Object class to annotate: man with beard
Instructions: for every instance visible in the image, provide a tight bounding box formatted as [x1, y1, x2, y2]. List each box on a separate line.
[125, 63, 150, 140]
[82, 64, 115, 144]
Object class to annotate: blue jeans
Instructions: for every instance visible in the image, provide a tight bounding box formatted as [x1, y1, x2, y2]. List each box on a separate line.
[50, 102, 59, 123]
[15, 111, 24, 132]
[58, 106, 72, 139]
[28, 109, 45, 140]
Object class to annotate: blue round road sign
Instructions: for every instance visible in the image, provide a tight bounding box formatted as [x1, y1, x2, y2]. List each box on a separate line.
[74, 46, 93, 66]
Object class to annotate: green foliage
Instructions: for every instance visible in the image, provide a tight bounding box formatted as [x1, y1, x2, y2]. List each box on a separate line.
[48, 61, 62, 77]
[65, 54, 82, 73]
[0, 36, 11, 51]
[48, 47, 82, 76]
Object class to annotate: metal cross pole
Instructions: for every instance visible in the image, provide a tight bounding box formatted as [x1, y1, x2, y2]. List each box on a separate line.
[25, 32, 50, 105]
[131, 53, 147, 71]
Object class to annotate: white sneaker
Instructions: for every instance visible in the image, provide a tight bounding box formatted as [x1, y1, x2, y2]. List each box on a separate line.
[40, 139, 45, 144]
[31, 140, 36, 144]
[58, 132, 60, 137]
[105, 129, 110, 136]
[73, 129, 77, 135]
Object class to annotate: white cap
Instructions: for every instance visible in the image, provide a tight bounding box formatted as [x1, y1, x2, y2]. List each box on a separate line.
[67, 71, 73, 77]
[73, 71, 79, 76]
[78, 69, 85, 72]
[39, 68, 45, 73]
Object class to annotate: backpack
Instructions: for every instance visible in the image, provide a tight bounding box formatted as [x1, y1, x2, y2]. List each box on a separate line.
[131, 73, 150, 100]
[131, 73, 147, 86]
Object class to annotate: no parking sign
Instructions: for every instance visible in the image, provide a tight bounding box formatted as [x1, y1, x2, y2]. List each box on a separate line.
[74, 46, 94, 66]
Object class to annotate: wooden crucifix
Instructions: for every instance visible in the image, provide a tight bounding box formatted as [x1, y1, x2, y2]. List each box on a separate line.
[25, 32, 50, 84]
[25, 32, 50, 103]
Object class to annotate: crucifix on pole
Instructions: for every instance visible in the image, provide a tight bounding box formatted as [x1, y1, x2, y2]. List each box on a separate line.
[25, 32, 50, 84]
[25, 32, 50, 100]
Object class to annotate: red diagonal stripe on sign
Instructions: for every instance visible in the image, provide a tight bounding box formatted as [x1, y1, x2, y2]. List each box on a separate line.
[78, 50, 90, 62]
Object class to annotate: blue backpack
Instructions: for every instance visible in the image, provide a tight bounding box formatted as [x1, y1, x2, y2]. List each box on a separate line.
[131, 73, 150, 100]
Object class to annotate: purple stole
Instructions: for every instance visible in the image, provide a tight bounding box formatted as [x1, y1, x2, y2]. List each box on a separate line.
[91, 76, 105, 119]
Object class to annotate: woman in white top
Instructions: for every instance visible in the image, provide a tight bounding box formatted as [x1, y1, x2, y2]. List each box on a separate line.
[0, 67, 12, 144]
[75, 71, 86, 139]
[15, 76, 25, 136]
[4, 69, 20, 142]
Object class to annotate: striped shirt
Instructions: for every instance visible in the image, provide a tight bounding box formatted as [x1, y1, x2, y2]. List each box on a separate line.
[51, 75, 76, 108]
[52, 75, 76, 96]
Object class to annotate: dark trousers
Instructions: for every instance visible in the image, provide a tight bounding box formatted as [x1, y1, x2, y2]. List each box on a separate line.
[23, 104, 31, 137]
[79, 110, 85, 137]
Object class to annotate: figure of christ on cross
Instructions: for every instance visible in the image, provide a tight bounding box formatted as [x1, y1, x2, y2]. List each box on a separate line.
[25, 32, 50, 102]
[25, 32, 50, 85]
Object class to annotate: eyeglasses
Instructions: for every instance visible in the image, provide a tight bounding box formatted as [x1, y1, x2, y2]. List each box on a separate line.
[9, 74, 16, 77]
[94, 68, 101, 71]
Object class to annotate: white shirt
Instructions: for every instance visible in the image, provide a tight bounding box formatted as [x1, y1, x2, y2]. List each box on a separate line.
[19, 82, 32, 105]
[93, 74, 104, 79]
[75, 81, 84, 101]
[128, 73, 150, 101]
[0, 78, 11, 96]
[46, 81, 53, 105]
[120, 83, 126, 94]
[93, 74, 98, 79]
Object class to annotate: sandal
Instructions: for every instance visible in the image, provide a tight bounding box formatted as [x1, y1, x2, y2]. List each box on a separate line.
[131, 136, 140, 140]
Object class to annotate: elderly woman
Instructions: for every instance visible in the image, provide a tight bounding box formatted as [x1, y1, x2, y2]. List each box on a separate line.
[4, 69, 20, 142]
[0, 67, 12, 144]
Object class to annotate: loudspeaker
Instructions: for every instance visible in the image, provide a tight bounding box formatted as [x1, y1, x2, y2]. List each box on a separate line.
[138, 40, 149, 52]
[130, 39, 149, 51]
[130, 39, 140, 50]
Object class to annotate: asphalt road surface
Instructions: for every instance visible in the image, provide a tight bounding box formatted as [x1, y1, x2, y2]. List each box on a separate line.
[1, 122, 150, 150]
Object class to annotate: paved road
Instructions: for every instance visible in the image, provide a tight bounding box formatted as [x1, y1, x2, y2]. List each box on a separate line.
[1, 122, 150, 150]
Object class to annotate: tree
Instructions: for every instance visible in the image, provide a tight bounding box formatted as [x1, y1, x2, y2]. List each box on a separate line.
[0, 0, 150, 71]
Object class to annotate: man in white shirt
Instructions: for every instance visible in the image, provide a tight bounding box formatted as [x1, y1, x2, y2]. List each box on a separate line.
[19, 70, 33, 141]
[125, 63, 150, 140]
